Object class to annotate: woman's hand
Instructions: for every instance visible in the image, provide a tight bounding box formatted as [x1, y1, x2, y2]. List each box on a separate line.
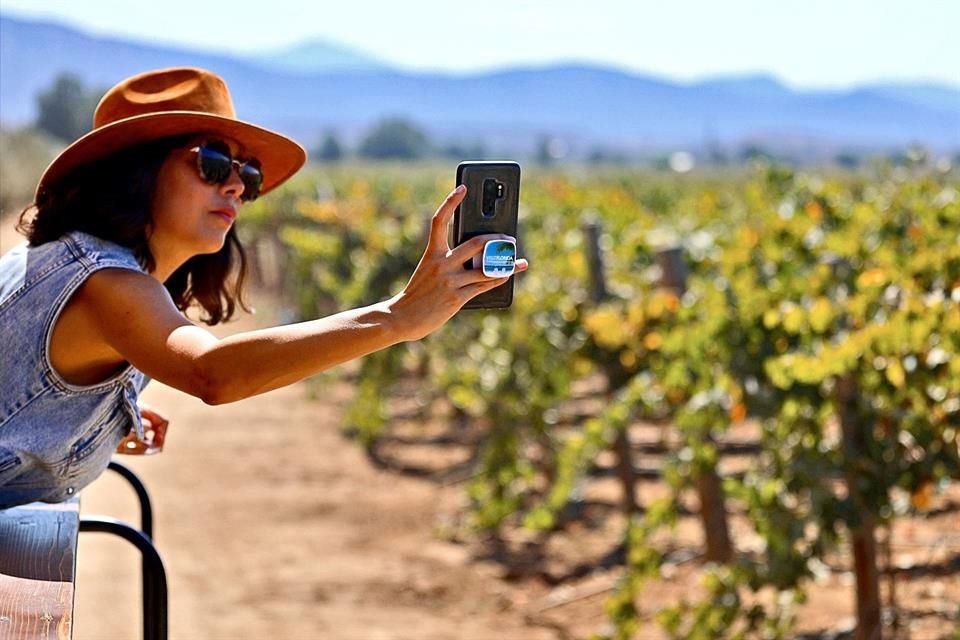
[388, 185, 528, 341]
[116, 405, 169, 455]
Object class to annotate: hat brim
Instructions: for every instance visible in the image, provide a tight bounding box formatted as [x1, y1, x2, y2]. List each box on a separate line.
[36, 111, 307, 200]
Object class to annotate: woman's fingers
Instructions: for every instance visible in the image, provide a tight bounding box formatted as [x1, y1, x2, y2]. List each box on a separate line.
[116, 433, 144, 454]
[448, 233, 496, 263]
[448, 233, 525, 264]
[458, 277, 512, 302]
[139, 406, 167, 428]
[140, 408, 169, 443]
[447, 234, 527, 287]
[452, 256, 529, 288]
[115, 407, 170, 455]
[428, 184, 466, 254]
[393, 187, 529, 339]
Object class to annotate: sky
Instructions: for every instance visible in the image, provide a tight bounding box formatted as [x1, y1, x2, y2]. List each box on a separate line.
[1, 0, 958, 89]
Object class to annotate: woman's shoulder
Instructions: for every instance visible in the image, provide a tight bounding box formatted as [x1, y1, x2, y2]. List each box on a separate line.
[0, 232, 147, 308]
[78, 266, 172, 319]
[61, 231, 145, 272]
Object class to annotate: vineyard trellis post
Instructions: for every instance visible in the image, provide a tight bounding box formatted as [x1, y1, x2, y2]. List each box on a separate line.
[836, 375, 882, 640]
[655, 247, 734, 564]
[582, 215, 639, 516]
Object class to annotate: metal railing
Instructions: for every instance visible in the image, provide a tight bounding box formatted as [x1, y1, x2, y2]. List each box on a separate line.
[79, 461, 167, 640]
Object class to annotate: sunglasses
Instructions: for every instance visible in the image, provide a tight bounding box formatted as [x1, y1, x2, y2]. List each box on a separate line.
[191, 141, 263, 202]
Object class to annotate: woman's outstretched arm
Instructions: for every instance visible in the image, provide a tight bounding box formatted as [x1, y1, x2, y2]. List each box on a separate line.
[75, 186, 526, 404]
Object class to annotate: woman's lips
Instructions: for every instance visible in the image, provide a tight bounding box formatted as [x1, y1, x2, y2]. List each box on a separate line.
[210, 208, 237, 224]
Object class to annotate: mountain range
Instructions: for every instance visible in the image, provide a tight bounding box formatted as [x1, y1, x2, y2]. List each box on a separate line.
[1, 13, 957, 159]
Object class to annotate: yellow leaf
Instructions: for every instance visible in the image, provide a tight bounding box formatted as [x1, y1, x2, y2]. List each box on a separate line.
[809, 297, 833, 333]
[663, 292, 681, 313]
[783, 306, 806, 334]
[886, 360, 906, 388]
[857, 268, 888, 288]
[567, 252, 586, 276]
[573, 357, 594, 377]
[627, 301, 645, 327]
[763, 308, 780, 329]
[738, 226, 760, 249]
[584, 309, 628, 349]
[297, 200, 339, 223]
[643, 332, 663, 350]
[647, 296, 665, 319]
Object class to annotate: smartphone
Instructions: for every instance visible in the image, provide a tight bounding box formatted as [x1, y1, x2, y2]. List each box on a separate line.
[453, 161, 521, 309]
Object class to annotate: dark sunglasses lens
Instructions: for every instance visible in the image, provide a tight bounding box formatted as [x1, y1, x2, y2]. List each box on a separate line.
[196, 143, 264, 201]
[238, 163, 263, 201]
[197, 146, 233, 184]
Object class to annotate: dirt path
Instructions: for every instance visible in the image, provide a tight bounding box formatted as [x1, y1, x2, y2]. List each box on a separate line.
[0, 213, 548, 640]
[73, 306, 555, 640]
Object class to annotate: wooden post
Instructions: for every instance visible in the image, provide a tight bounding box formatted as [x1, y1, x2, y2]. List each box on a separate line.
[695, 472, 734, 563]
[657, 245, 733, 564]
[837, 375, 882, 640]
[611, 429, 639, 516]
[882, 526, 899, 634]
[582, 215, 639, 517]
[655, 247, 688, 294]
[582, 215, 608, 304]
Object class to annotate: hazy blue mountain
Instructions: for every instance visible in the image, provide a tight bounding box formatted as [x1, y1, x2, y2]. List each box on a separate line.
[0, 14, 296, 121]
[858, 82, 960, 114]
[246, 39, 391, 74]
[691, 74, 792, 100]
[1, 13, 957, 157]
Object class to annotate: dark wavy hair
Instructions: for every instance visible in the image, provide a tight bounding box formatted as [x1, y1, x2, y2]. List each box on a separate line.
[17, 135, 249, 325]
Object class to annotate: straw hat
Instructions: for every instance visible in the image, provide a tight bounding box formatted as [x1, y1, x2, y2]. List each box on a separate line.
[35, 67, 307, 199]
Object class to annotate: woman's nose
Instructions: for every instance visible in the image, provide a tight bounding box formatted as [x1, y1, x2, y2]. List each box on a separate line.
[220, 164, 246, 200]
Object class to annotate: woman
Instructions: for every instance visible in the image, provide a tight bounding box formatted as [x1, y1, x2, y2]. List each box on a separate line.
[0, 67, 525, 508]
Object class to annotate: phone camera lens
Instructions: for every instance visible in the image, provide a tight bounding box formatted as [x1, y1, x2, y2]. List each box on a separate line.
[482, 178, 504, 217]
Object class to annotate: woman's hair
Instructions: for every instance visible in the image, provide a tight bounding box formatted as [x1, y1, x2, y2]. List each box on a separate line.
[17, 135, 250, 325]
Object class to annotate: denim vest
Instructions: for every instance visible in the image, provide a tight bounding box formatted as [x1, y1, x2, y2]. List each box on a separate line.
[0, 231, 148, 509]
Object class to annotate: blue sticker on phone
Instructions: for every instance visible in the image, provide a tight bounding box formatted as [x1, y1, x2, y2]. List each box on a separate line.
[482, 239, 516, 277]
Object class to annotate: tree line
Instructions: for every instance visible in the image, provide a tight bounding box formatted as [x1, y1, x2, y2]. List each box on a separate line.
[26, 72, 960, 170]
[30, 72, 490, 163]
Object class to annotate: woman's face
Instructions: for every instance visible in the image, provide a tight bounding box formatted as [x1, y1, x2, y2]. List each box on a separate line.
[149, 136, 249, 261]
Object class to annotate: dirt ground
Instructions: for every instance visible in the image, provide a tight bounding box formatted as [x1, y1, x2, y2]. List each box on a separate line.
[72, 306, 555, 640]
[1, 219, 956, 639]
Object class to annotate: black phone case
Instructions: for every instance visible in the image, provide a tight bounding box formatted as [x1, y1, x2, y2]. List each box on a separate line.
[453, 161, 521, 309]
